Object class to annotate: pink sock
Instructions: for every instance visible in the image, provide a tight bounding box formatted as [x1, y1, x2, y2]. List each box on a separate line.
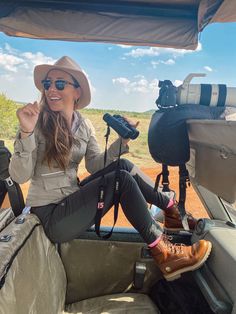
[167, 199, 175, 208]
[148, 234, 162, 248]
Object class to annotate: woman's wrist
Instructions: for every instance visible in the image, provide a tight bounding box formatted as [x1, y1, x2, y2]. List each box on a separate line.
[121, 137, 130, 146]
[20, 127, 34, 134]
[19, 127, 34, 139]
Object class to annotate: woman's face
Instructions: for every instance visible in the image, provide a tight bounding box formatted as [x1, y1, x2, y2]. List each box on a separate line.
[44, 69, 81, 114]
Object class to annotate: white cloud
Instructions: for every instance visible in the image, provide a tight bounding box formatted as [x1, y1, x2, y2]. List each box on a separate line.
[164, 59, 175, 65]
[151, 61, 160, 69]
[0, 44, 60, 102]
[112, 77, 130, 86]
[164, 42, 202, 57]
[0, 53, 24, 72]
[151, 58, 175, 68]
[112, 76, 158, 94]
[4, 43, 18, 54]
[125, 47, 160, 58]
[117, 44, 132, 49]
[149, 79, 159, 90]
[174, 80, 183, 87]
[134, 74, 145, 79]
[0, 44, 56, 76]
[0, 73, 14, 81]
[196, 43, 202, 51]
[21, 51, 56, 66]
[204, 65, 213, 72]
[125, 43, 202, 59]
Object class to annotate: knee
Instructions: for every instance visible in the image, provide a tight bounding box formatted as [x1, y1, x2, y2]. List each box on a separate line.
[119, 169, 137, 188]
[119, 158, 134, 172]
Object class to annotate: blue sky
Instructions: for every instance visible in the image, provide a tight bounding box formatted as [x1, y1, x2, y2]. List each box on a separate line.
[0, 22, 235, 112]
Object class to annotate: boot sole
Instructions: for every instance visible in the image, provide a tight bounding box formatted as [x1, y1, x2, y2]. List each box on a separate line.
[164, 242, 212, 281]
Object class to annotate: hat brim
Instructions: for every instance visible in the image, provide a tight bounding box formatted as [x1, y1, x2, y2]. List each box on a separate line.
[34, 64, 91, 109]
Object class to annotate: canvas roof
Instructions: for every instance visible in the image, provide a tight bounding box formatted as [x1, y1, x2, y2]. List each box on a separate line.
[0, 0, 235, 49]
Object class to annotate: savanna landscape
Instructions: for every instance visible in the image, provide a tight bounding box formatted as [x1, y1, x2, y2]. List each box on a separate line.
[0, 93, 208, 227]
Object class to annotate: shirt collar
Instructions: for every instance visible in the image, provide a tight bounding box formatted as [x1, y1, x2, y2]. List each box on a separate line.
[71, 111, 80, 134]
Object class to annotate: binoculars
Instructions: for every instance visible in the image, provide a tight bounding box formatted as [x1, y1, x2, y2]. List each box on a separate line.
[103, 113, 139, 140]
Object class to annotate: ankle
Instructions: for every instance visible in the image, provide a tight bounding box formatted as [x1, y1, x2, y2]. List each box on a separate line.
[148, 234, 163, 248]
[165, 203, 179, 216]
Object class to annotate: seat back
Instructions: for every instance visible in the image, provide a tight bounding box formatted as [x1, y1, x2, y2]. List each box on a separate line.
[60, 234, 160, 305]
[0, 213, 66, 314]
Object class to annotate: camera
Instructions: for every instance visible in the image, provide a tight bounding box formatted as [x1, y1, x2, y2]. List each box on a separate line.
[103, 113, 139, 139]
[156, 73, 236, 108]
[156, 80, 177, 108]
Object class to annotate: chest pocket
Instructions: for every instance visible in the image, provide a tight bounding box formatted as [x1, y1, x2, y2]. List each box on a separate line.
[41, 172, 71, 191]
[71, 135, 89, 163]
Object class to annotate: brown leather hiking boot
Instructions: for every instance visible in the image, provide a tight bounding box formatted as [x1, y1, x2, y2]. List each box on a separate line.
[164, 203, 197, 231]
[151, 235, 212, 281]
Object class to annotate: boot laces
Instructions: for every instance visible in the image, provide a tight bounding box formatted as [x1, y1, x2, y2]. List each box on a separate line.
[162, 234, 185, 254]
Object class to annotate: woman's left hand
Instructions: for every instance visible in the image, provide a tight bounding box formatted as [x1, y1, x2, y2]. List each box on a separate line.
[121, 116, 140, 145]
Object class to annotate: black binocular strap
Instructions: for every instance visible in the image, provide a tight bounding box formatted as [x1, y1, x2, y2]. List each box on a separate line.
[0, 140, 25, 216]
[154, 164, 170, 193]
[150, 164, 170, 208]
[0, 181, 7, 208]
[0, 177, 25, 217]
[178, 164, 190, 231]
[6, 179, 25, 217]
[161, 165, 170, 192]
[152, 164, 191, 231]
[95, 126, 121, 239]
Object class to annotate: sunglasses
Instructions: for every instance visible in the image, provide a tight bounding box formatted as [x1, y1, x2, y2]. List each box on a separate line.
[41, 79, 79, 91]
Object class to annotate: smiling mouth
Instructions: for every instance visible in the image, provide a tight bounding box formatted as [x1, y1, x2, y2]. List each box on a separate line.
[49, 97, 61, 102]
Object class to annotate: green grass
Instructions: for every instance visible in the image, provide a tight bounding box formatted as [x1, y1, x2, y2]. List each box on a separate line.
[0, 94, 157, 169]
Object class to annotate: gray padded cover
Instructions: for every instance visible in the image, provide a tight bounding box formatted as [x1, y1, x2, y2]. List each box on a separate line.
[187, 120, 236, 203]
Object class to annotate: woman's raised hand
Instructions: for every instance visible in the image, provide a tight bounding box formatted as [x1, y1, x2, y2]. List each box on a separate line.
[123, 116, 140, 129]
[121, 116, 140, 145]
[17, 101, 40, 133]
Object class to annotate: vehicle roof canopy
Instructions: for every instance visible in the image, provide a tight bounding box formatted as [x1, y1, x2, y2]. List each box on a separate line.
[0, 0, 235, 49]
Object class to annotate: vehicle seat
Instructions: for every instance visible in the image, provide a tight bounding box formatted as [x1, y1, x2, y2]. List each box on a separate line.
[0, 213, 159, 314]
[64, 293, 159, 313]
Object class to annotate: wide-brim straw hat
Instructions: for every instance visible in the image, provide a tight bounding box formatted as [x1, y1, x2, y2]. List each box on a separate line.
[34, 56, 91, 109]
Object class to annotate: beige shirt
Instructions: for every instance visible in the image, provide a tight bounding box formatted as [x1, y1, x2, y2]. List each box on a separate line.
[9, 111, 129, 207]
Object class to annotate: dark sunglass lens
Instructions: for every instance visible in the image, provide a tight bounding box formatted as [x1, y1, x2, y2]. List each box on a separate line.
[55, 80, 66, 90]
[42, 80, 51, 90]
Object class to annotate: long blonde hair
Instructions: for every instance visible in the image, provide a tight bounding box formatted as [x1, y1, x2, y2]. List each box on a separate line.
[37, 95, 73, 170]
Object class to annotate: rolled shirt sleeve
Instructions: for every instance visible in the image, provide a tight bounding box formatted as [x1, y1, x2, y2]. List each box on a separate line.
[9, 131, 37, 184]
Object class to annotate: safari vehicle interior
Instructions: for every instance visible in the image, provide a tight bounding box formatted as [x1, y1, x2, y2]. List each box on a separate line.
[0, 1, 236, 314]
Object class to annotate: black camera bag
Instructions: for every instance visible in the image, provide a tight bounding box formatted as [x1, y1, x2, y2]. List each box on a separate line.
[148, 104, 225, 229]
[148, 104, 225, 166]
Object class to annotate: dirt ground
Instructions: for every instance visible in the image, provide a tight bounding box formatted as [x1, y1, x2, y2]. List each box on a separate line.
[2, 166, 208, 227]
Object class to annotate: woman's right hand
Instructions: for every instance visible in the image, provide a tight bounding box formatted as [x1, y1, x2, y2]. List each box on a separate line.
[16, 101, 40, 133]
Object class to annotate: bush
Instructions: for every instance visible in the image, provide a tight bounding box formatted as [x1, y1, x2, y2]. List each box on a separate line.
[0, 94, 19, 139]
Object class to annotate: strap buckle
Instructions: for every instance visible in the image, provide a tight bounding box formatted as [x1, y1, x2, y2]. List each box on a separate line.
[5, 176, 14, 187]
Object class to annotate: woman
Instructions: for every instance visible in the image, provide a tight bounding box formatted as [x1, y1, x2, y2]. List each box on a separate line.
[9, 56, 211, 281]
